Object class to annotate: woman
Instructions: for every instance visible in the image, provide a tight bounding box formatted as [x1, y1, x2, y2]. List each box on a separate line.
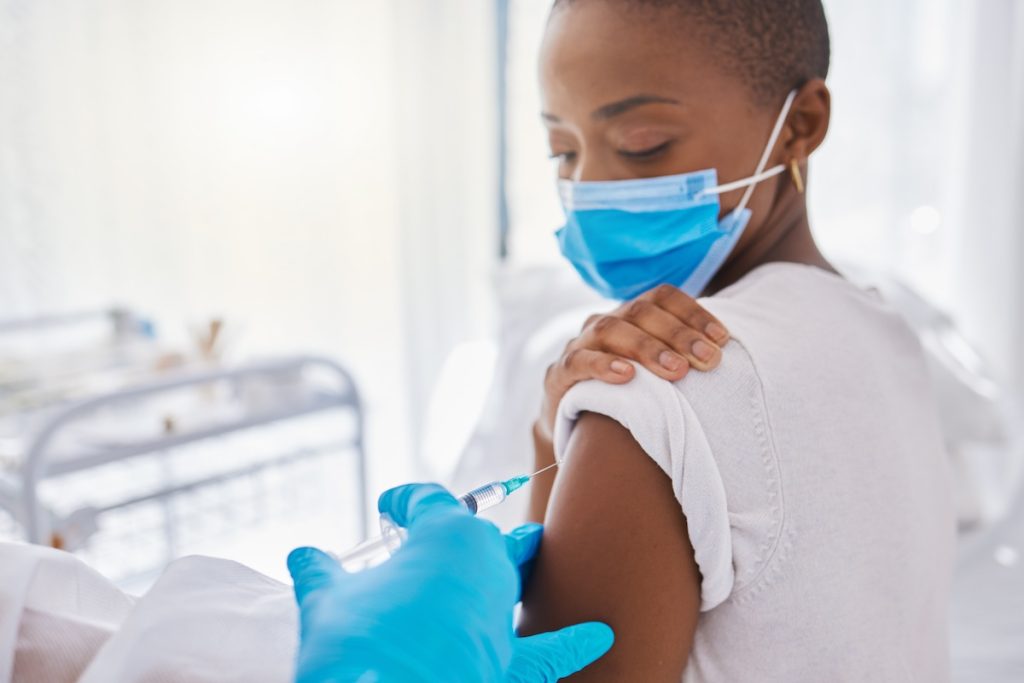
[519, 1, 955, 680]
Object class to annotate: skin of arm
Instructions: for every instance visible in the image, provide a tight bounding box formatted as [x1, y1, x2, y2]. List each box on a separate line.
[528, 421, 558, 523]
[519, 412, 702, 681]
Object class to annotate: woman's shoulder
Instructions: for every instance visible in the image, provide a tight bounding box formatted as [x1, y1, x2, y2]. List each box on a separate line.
[700, 261, 927, 396]
[553, 343, 781, 608]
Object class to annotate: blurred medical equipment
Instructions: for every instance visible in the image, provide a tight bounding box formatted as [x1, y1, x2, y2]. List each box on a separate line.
[0, 309, 367, 587]
[337, 463, 557, 571]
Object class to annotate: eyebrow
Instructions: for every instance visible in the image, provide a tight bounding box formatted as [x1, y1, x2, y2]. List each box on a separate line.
[541, 94, 681, 124]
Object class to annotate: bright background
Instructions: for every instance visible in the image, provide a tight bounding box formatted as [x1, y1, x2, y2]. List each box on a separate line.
[1, 0, 1023, 581]
[0, 0, 501, 497]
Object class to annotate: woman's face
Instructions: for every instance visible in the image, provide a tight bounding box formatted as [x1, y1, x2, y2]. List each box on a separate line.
[539, 1, 789, 228]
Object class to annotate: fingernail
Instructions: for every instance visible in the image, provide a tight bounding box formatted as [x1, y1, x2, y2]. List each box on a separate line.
[692, 340, 716, 363]
[705, 322, 728, 342]
[610, 360, 632, 374]
[658, 351, 684, 372]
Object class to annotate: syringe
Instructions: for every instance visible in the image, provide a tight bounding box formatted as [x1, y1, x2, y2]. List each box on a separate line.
[337, 463, 557, 571]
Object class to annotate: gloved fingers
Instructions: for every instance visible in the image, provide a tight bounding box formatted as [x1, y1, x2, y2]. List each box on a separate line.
[505, 523, 543, 567]
[505, 523, 543, 601]
[287, 546, 345, 607]
[508, 622, 614, 682]
[378, 483, 465, 529]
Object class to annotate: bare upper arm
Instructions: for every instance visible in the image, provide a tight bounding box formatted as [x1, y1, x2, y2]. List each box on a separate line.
[518, 412, 702, 681]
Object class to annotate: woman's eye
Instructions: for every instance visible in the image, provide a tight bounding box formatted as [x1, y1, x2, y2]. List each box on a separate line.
[548, 151, 578, 163]
[618, 141, 672, 160]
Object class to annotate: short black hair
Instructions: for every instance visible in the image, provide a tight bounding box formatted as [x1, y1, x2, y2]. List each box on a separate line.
[552, 0, 831, 106]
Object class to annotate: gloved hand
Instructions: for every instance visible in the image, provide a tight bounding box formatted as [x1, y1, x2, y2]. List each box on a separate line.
[288, 483, 613, 682]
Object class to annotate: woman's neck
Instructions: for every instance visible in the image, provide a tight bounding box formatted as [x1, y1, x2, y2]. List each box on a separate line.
[705, 187, 835, 295]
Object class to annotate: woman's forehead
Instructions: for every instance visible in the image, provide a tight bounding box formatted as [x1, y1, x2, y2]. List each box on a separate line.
[538, 2, 740, 117]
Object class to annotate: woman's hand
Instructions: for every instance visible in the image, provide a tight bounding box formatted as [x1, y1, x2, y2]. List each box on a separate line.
[536, 285, 729, 445]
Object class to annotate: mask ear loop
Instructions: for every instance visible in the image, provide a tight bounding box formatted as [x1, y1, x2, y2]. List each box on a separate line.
[733, 89, 799, 215]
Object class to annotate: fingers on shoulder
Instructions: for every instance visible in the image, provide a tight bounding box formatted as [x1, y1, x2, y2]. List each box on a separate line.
[646, 284, 728, 343]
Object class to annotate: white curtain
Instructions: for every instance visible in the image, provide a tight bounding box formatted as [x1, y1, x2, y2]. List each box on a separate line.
[948, 0, 1024, 390]
[0, 0, 500, 489]
[391, 0, 500, 459]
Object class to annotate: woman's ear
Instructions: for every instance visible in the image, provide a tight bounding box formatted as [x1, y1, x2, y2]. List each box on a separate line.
[784, 79, 831, 160]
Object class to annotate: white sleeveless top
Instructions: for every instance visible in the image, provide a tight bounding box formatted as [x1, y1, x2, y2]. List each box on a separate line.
[554, 263, 955, 682]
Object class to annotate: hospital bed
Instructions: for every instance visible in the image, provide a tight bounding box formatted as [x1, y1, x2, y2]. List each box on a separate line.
[0, 310, 368, 586]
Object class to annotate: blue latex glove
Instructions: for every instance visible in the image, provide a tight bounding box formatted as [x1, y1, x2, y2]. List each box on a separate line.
[288, 483, 613, 682]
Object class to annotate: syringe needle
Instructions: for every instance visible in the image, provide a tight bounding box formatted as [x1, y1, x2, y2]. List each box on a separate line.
[528, 461, 559, 478]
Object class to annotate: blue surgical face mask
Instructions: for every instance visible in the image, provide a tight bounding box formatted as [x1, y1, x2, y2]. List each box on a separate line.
[555, 90, 798, 300]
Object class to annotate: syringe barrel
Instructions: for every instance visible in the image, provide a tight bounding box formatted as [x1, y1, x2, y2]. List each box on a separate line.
[337, 534, 392, 571]
[337, 512, 406, 571]
[337, 481, 510, 571]
[459, 482, 507, 515]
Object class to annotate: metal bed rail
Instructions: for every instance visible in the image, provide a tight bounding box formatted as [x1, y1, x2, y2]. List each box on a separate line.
[0, 308, 128, 334]
[14, 355, 367, 546]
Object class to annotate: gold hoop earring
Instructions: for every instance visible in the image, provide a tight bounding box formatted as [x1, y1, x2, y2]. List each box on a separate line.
[789, 158, 805, 194]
